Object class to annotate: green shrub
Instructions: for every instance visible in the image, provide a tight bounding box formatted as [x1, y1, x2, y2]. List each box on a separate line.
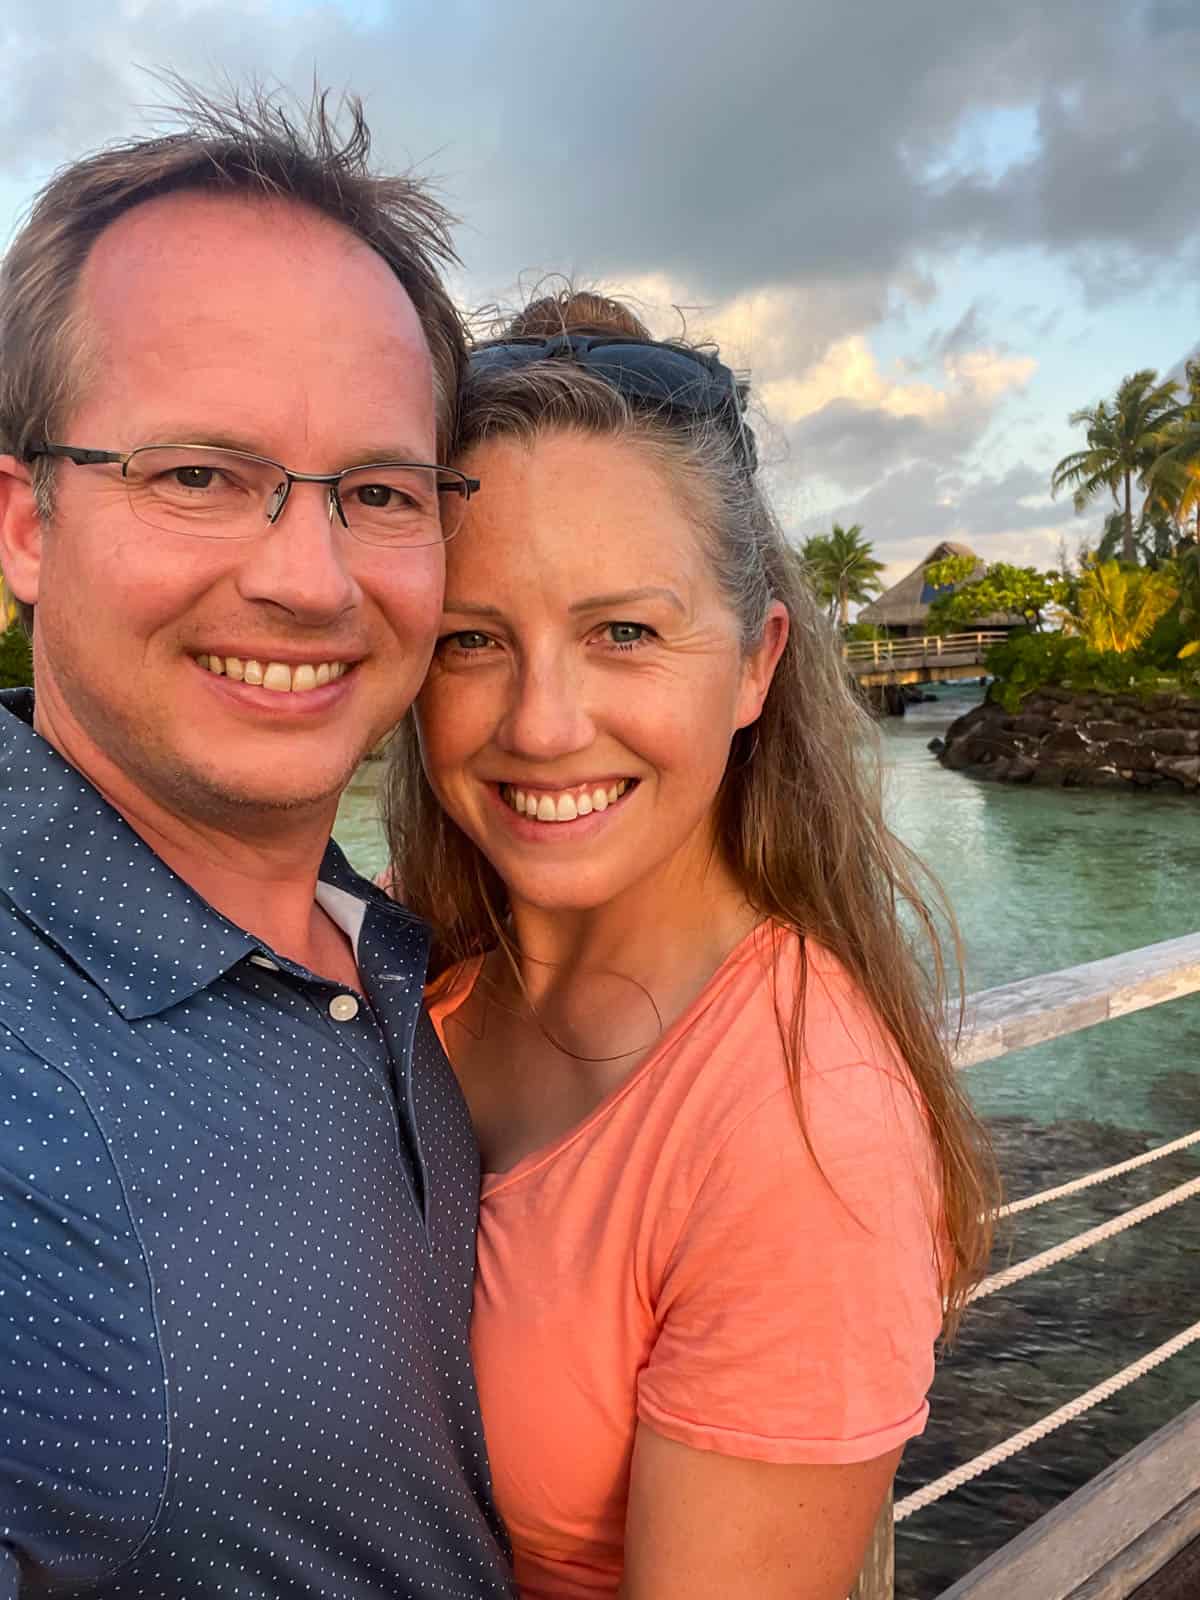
[984, 631, 1167, 712]
[0, 624, 32, 690]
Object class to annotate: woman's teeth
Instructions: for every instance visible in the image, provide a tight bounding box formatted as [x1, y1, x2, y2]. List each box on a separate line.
[503, 781, 630, 822]
[196, 655, 349, 693]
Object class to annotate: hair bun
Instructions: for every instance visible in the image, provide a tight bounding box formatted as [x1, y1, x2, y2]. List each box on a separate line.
[504, 288, 652, 342]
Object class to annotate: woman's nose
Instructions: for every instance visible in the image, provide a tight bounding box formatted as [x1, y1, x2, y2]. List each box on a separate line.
[495, 658, 595, 762]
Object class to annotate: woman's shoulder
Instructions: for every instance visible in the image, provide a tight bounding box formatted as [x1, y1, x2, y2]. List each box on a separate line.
[688, 922, 910, 1092]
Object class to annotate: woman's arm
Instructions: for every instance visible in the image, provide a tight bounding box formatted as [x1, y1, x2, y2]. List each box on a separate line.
[621, 1425, 900, 1599]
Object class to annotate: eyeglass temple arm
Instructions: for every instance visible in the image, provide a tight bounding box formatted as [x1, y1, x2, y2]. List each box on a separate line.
[440, 475, 480, 498]
[26, 444, 124, 467]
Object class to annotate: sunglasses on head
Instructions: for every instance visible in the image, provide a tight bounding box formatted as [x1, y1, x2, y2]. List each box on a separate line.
[468, 333, 758, 471]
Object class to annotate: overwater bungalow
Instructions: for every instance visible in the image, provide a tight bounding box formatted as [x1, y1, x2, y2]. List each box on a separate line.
[858, 540, 1024, 639]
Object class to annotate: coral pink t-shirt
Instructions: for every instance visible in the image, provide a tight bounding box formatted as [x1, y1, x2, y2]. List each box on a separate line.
[427, 925, 943, 1599]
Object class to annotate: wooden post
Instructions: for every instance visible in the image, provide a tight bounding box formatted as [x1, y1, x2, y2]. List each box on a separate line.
[851, 1491, 894, 1600]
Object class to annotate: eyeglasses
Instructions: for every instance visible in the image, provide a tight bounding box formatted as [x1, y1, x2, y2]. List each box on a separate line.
[25, 442, 480, 546]
[468, 333, 758, 470]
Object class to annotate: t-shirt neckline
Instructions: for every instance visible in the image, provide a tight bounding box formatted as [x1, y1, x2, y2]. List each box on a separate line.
[431, 921, 776, 1197]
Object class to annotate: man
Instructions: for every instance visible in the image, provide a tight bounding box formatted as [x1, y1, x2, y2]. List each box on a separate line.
[0, 88, 513, 1597]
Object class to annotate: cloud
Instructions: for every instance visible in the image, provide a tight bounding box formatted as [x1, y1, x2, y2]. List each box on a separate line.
[797, 460, 1076, 578]
[763, 337, 1035, 428]
[1, 0, 1198, 306]
[0, 0, 1194, 567]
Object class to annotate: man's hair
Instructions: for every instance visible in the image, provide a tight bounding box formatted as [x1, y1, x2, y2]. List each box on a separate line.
[0, 80, 467, 627]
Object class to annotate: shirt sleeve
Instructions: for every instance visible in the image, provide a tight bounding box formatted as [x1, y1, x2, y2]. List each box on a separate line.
[636, 1059, 944, 1465]
[0, 1031, 167, 1588]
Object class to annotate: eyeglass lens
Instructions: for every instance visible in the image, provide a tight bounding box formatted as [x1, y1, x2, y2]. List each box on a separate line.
[122, 447, 468, 545]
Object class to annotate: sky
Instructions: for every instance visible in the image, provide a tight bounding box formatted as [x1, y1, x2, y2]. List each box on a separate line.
[2, 0, 1198, 586]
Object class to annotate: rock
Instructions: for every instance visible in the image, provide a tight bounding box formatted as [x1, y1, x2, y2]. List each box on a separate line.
[1105, 739, 1155, 772]
[927, 737, 945, 755]
[1031, 764, 1068, 786]
[1011, 715, 1057, 738]
[1088, 768, 1130, 788]
[1085, 721, 1129, 743]
[1157, 755, 1200, 789]
[1043, 728, 1093, 762]
[1143, 728, 1200, 756]
[1007, 757, 1037, 783]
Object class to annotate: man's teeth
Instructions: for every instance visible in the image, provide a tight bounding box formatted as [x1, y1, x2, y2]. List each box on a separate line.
[503, 781, 630, 822]
[197, 655, 349, 693]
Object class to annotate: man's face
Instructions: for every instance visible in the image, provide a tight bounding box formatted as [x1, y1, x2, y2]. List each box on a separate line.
[13, 190, 444, 831]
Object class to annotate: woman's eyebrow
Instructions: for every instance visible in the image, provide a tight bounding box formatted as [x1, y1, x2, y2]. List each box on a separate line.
[442, 600, 504, 618]
[569, 587, 685, 615]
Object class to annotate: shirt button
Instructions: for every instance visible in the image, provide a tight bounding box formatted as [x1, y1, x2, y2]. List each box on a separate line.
[328, 993, 360, 1022]
[249, 953, 280, 971]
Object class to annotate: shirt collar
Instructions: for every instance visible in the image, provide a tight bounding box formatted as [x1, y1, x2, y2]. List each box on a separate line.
[0, 690, 402, 1020]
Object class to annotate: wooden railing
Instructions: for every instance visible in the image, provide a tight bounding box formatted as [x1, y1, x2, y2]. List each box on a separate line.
[842, 630, 1009, 670]
[850, 932, 1200, 1600]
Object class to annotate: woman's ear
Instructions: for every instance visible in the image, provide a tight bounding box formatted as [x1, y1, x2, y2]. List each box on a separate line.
[0, 457, 44, 608]
[735, 601, 789, 729]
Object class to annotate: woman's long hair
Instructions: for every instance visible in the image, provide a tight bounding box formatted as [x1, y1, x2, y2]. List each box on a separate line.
[385, 290, 998, 1331]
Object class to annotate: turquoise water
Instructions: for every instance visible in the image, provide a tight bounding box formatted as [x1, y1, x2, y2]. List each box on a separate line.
[882, 686, 1200, 1139]
[333, 691, 1200, 1597]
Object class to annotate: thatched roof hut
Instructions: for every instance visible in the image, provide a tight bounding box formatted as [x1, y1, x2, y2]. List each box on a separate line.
[858, 541, 1021, 637]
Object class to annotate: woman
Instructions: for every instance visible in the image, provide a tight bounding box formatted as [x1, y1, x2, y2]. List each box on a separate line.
[385, 291, 996, 1598]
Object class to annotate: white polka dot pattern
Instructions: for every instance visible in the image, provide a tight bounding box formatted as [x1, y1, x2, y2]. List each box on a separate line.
[0, 692, 513, 1598]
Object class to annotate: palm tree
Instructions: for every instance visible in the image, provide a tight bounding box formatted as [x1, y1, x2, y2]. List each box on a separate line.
[1145, 359, 1200, 544]
[1050, 369, 1181, 565]
[1074, 560, 1179, 653]
[800, 524, 885, 628]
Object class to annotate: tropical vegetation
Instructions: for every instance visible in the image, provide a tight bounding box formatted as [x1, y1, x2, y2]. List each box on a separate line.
[800, 523, 885, 627]
[1050, 369, 1182, 564]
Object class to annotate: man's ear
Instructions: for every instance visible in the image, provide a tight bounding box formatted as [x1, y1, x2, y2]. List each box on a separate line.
[0, 456, 44, 608]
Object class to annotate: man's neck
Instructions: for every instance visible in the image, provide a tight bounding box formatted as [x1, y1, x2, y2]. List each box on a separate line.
[33, 697, 353, 978]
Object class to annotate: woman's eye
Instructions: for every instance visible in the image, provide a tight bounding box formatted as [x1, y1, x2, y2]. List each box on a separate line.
[441, 630, 493, 653]
[604, 622, 651, 648]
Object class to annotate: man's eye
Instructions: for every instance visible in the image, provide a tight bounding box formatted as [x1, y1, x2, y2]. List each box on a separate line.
[443, 631, 493, 652]
[172, 466, 218, 490]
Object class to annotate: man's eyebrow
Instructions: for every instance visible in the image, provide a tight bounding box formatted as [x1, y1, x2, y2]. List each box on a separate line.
[569, 587, 685, 615]
[140, 430, 433, 465]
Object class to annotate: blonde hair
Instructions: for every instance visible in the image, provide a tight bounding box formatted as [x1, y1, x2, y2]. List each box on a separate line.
[385, 292, 997, 1330]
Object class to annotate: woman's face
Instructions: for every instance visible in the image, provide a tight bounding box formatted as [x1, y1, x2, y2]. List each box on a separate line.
[415, 429, 787, 916]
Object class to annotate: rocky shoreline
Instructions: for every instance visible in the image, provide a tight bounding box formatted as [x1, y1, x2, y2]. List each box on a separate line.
[933, 687, 1200, 791]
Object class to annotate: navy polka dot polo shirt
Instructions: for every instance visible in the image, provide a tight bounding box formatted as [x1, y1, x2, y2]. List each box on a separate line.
[0, 692, 513, 1598]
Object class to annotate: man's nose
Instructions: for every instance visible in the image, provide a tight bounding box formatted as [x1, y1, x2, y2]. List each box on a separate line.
[495, 655, 596, 762]
[235, 481, 359, 622]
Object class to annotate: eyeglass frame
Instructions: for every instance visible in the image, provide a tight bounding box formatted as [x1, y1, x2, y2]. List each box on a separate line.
[468, 333, 758, 471]
[24, 441, 481, 542]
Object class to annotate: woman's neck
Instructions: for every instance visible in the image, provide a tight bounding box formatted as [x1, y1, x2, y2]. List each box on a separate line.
[497, 847, 761, 1045]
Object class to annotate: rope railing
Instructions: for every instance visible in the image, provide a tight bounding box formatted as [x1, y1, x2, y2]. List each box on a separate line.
[883, 935, 1200, 1576]
[895, 1318, 1200, 1523]
[999, 1125, 1200, 1217]
[971, 1175, 1200, 1303]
